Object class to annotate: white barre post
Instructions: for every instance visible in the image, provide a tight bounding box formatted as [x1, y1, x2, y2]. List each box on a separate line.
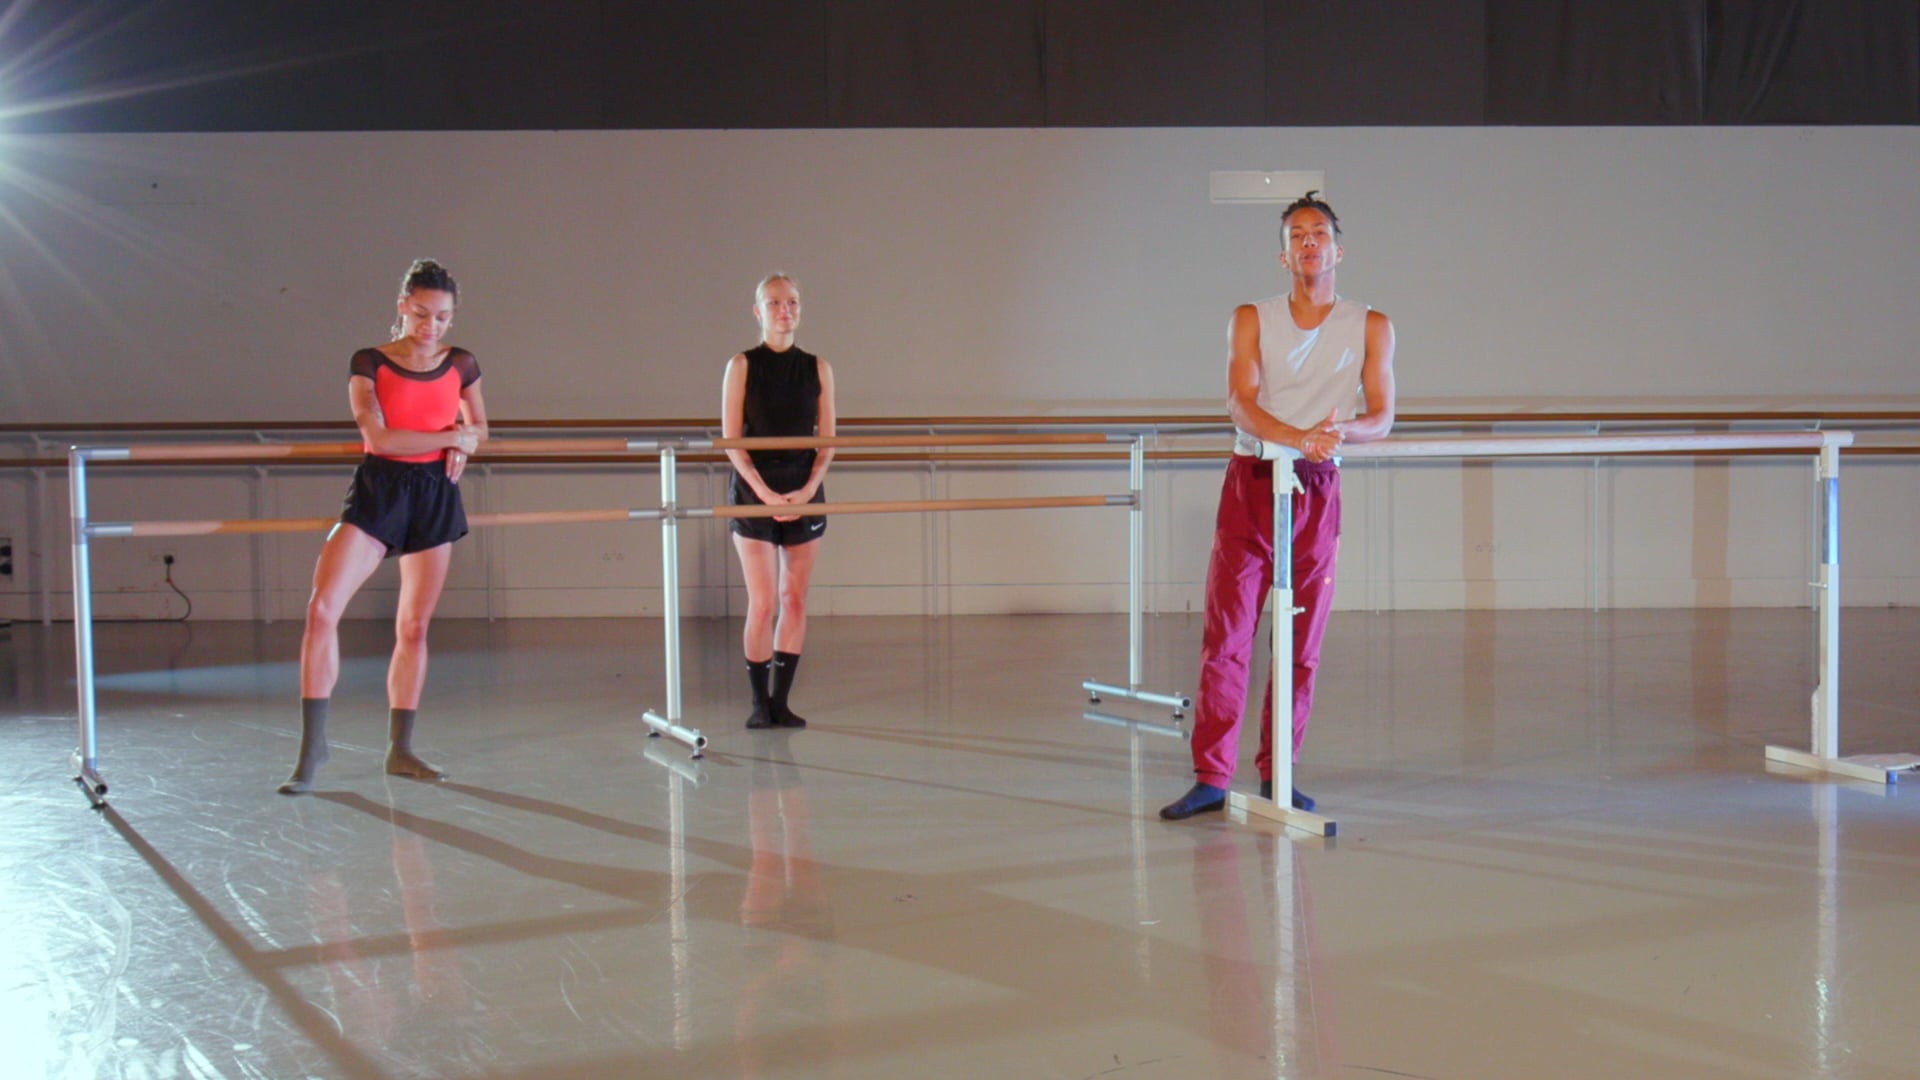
[1083, 435, 1194, 717]
[1765, 439, 1909, 783]
[1229, 456, 1334, 836]
[643, 444, 705, 757]
[1130, 435, 1144, 688]
[1816, 442, 1840, 761]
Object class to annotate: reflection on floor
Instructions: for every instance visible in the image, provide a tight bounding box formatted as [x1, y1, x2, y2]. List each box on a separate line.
[3, 610, 1918, 1079]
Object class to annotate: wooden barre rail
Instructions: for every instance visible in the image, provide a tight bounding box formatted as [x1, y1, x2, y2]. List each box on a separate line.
[95, 496, 1126, 537]
[118, 517, 337, 537]
[12, 408, 1920, 437]
[13, 443, 1920, 472]
[26, 424, 1904, 470]
[700, 494, 1130, 519]
[692, 433, 1119, 450]
[1329, 431, 1853, 459]
[113, 437, 647, 462]
[105, 507, 656, 537]
[77, 431, 1117, 464]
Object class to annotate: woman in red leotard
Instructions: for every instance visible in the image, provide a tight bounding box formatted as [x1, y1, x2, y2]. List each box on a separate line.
[279, 259, 488, 794]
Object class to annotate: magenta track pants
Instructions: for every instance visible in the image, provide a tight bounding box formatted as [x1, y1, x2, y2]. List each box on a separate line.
[1188, 456, 1341, 787]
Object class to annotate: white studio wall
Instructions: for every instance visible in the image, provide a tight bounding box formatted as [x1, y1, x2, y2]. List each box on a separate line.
[1, 126, 1916, 620]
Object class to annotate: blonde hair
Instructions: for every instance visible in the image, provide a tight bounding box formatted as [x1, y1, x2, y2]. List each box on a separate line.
[754, 273, 798, 307]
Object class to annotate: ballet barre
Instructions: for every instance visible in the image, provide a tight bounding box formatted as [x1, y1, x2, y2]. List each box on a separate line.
[1235, 429, 1875, 837]
[638, 432, 1170, 758]
[63, 431, 1168, 803]
[63, 436, 675, 806]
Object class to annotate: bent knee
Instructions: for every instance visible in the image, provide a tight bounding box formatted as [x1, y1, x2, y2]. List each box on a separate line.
[305, 596, 347, 631]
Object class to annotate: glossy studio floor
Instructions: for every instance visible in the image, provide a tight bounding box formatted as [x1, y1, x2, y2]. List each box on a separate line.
[4, 608, 1919, 1080]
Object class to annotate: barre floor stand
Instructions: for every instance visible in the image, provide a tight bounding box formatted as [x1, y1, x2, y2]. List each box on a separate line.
[643, 444, 708, 759]
[1083, 436, 1194, 719]
[1765, 439, 1919, 785]
[1226, 455, 1335, 836]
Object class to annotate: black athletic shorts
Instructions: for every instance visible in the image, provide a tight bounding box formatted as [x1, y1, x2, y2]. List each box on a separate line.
[730, 457, 826, 547]
[339, 454, 468, 557]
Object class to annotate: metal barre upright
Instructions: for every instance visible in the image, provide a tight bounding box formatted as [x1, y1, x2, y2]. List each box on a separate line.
[68, 447, 115, 806]
[642, 444, 708, 757]
[1083, 435, 1194, 718]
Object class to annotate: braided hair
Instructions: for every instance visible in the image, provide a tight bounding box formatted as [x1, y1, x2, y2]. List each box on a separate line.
[1279, 190, 1342, 243]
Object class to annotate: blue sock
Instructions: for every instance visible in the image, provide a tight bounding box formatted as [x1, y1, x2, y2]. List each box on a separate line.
[1159, 783, 1228, 820]
[1257, 780, 1315, 812]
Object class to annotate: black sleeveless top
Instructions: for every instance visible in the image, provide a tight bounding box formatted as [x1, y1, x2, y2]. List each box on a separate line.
[735, 343, 821, 492]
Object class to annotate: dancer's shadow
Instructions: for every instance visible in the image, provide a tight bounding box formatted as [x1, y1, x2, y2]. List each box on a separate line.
[313, 791, 691, 910]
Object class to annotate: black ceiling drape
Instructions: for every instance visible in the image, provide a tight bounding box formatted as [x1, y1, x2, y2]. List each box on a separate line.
[6, 0, 1915, 132]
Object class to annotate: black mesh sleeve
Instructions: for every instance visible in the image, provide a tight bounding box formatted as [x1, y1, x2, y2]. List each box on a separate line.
[451, 349, 481, 388]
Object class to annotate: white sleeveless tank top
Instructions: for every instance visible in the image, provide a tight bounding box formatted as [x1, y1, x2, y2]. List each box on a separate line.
[1232, 295, 1370, 458]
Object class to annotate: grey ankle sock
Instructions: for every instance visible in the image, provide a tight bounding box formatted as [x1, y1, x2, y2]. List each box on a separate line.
[385, 707, 445, 779]
[389, 707, 418, 750]
[277, 698, 331, 795]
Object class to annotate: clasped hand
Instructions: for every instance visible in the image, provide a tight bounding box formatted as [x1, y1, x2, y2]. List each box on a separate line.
[1297, 412, 1344, 463]
[445, 424, 482, 481]
[768, 486, 816, 523]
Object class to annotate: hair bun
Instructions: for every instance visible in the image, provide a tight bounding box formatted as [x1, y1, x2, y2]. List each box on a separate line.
[399, 258, 459, 301]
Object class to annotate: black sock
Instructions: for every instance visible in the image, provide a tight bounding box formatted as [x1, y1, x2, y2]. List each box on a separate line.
[770, 651, 807, 728]
[277, 698, 331, 795]
[746, 658, 774, 728]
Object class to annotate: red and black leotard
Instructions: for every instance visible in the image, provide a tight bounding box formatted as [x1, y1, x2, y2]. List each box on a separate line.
[350, 347, 481, 461]
[338, 347, 481, 557]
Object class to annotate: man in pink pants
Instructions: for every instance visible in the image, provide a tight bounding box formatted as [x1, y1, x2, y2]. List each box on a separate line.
[1161, 191, 1397, 821]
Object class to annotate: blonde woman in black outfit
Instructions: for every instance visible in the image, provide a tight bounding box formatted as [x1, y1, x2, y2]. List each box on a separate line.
[721, 273, 837, 729]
